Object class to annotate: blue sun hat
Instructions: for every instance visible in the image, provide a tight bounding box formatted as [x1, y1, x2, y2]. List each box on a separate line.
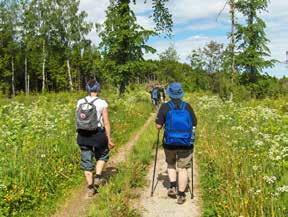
[86, 81, 100, 93]
[166, 82, 184, 99]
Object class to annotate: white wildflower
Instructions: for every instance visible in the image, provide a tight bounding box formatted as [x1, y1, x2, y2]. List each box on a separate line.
[255, 140, 264, 147]
[263, 176, 277, 184]
[277, 185, 288, 193]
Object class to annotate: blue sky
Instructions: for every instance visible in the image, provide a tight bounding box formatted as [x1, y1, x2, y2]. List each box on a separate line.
[80, 0, 288, 78]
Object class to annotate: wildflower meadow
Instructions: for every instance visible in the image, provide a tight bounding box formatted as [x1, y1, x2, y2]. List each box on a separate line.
[193, 94, 288, 216]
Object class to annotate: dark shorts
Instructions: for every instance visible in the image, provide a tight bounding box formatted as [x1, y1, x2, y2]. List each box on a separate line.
[151, 98, 160, 106]
[77, 131, 109, 171]
[164, 148, 193, 169]
[79, 145, 109, 171]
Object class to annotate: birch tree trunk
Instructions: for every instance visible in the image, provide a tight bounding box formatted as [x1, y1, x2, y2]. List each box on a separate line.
[67, 59, 73, 91]
[27, 73, 30, 96]
[25, 56, 29, 95]
[42, 40, 46, 93]
[11, 57, 15, 97]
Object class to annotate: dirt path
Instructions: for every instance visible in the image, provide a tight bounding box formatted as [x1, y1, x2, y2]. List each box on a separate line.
[137, 150, 202, 217]
[51, 113, 155, 217]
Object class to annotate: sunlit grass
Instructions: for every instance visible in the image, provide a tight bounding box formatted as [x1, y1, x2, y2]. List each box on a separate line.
[192, 95, 288, 217]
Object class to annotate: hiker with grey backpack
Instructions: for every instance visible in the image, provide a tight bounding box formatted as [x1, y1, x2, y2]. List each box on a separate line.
[76, 79, 115, 197]
[153, 82, 197, 204]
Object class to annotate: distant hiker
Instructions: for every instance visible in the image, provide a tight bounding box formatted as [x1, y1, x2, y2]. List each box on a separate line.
[150, 84, 166, 107]
[150, 86, 160, 107]
[155, 82, 197, 204]
[158, 85, 166, 103]
[76, 79, 115, 197]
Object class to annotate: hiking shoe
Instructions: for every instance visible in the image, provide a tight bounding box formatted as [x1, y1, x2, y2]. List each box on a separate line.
[87, 186, 95, 197]
[167, 187, 177, 198]
[177, 195, 186, 204]
[94, 177, 105, 186]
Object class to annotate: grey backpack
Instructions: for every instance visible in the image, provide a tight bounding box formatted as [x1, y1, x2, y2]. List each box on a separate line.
[76, 97, 99, 131]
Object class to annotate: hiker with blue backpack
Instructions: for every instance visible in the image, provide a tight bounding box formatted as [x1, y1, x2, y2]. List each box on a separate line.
[76, 79, 115, 197]
[154, 82, 197, 204]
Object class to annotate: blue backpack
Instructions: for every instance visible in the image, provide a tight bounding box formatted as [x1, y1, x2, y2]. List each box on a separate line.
[164, 101, 194, 147]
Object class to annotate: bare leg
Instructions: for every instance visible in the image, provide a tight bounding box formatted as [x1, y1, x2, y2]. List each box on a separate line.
[84, 171, 93, 186]
[96, 160, 106, 175]
[167, 164, 177, 182]
[178, 168, 188, 192]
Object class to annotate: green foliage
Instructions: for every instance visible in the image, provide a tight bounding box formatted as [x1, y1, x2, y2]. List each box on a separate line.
[235, 0, 276, 81]
[188, 41, 224, 73]
[158, 44, 179, 62]
[99, 0, 156, 94]
[0, 0, 95, 94]
[150, 0, 173, 35]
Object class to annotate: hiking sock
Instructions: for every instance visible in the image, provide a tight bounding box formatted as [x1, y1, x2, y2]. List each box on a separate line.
[95, 174, 102, 179]
[178, 191, 185, 197]
[170, 181, 177, 188]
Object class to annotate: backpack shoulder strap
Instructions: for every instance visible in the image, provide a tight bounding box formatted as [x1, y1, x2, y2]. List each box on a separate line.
[90, 97, 99, 105]
[84, 97, 88, 103]
[180, 101, 187, 110]
[167, 101, 175, 110]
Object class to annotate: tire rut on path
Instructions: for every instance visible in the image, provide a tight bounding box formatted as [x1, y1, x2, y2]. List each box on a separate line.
[137, 150, 202, 217]
[51, 113, 155, 217]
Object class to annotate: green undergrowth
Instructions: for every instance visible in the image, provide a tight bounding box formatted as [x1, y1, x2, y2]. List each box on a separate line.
[191, 95, 288, 217]
[88, 120, 158, 217]
[0, 89, 152, 217]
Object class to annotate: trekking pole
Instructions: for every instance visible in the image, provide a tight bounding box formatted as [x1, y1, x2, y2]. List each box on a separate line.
[191, 127, 196, 199]
[191, 154, 194, 199]
[151, 129, 160, 197]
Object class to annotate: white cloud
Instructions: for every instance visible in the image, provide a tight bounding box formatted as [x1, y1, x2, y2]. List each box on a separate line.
[145, 35, 226, 63]
[168, 0, 228, 24]
[136, 15, 155, 30]
[79, 0, 109, 23]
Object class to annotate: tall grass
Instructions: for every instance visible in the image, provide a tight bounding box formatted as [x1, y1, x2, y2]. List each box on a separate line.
[191, 95, 288, 217]
[0, 89, 152, 217]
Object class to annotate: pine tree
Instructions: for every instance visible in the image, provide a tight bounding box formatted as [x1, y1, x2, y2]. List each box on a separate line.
[235, 0, 276, 82]
[100, 0, 156, 94]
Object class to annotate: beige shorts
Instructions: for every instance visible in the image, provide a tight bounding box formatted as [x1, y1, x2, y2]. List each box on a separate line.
[164, 149, 193, 169]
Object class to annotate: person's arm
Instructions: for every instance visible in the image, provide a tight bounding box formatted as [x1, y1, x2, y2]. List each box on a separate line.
[155, 103, 167, 130]
[156, 124, 163, 129]
[102, 107, 115, 149]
